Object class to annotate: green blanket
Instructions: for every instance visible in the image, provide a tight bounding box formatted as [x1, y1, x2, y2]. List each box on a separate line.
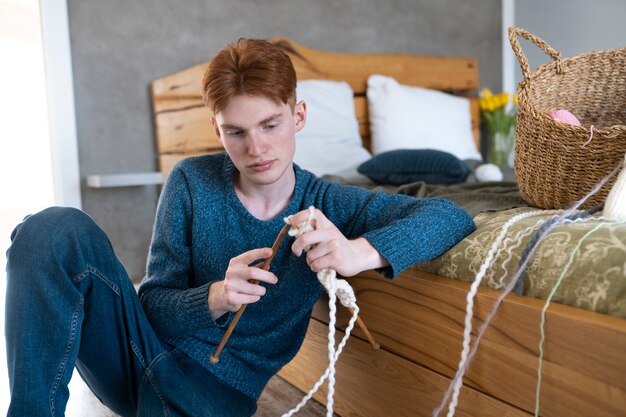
[388, 181, 530, 218]
[415, 207, 626, 318]
[325, 177, 531, 218]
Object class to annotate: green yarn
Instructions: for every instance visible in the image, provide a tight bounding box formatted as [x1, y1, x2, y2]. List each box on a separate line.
[534, 221, 613, 417]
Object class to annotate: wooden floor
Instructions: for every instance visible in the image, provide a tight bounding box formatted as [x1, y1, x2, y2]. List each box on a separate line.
[254, 375, 337, 417]
[67, 370, 335, 417]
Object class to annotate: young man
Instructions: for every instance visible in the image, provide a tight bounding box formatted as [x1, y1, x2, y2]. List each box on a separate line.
[5, 38, 474, 417]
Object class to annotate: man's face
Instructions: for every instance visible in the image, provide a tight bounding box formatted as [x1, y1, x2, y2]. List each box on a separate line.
[212, 94, 306, 188]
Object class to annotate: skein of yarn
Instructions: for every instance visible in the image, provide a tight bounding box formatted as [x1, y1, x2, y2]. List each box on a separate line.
[603, 154, 626, 221]
[547, 109, 581, 126]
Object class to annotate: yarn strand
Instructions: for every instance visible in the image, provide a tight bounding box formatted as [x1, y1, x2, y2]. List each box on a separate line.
[435, 163, 621, 417]
[326, 275, 338, 416]
[432, 209, 546, 417]
[281, 207, 360, 417]
[534, 221, 612, 417]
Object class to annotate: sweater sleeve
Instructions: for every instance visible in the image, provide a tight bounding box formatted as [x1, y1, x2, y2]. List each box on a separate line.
[320, 183, 475, 279]
[138, 165, 230, 339]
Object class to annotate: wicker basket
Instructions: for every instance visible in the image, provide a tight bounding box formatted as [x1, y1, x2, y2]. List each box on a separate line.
[508, 27, 626, 209]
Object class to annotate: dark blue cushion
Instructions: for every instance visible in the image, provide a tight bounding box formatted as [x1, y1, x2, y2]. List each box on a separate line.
[357, 149, 470, 185]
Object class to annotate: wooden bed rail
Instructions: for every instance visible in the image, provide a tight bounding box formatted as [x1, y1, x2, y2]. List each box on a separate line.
[279, 269, 626, 416]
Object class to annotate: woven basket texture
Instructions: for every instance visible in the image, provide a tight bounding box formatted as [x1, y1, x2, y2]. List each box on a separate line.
[509, 27, 626, 209]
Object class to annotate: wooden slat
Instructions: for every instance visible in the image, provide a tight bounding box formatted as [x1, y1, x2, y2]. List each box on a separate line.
[155, 106, 220, 154]
[151, 62, 207, 111]
[272, 38, 478, 94]
[305, 269, 626, 417]
[279, 319, 531, 417]
[470, 96, 480, 149]
[158, 151, 220, 182]
[152, 97, 204, 114]
[354, 96, 368, 136]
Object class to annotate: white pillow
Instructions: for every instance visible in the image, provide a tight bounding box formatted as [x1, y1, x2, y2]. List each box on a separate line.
[367, 74, 481, 161]
[294, 80, 372, 182]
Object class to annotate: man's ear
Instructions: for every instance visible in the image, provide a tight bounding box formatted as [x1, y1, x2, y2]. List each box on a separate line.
[211, 115, 222, 141]
[294, 100, 306, 133]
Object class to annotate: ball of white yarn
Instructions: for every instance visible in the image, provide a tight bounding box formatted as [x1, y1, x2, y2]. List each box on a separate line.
[474, 163, 503, 182]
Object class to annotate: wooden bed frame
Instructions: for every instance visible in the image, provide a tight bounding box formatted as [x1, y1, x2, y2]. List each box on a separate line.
[150, 39, 626, 417]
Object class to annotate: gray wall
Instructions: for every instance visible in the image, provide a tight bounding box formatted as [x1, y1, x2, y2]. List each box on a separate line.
[68, 0, 502, 281]
[514, 0, 626, 87]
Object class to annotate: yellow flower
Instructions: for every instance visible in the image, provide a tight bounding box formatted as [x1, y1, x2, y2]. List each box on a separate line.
[479, 87, 517, 131]
[479, 97, 488, 111]
[480, 88, 519, 112]
[501, 92, 510, 107]
[493, 95, 502, 109]
[479, 88, 518, 167]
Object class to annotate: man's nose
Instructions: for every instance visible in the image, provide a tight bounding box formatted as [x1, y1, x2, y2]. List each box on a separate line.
[247, 131, 266, 156]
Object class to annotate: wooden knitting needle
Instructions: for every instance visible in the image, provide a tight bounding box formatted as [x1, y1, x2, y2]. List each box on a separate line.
[348, 307, 380, 350]
[209, 222, 381, 363]
[209, 224, 290, 364]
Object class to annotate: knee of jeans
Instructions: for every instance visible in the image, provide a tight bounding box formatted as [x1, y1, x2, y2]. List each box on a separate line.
[12, 206, 97, 240]
[8, 206, 109, 265]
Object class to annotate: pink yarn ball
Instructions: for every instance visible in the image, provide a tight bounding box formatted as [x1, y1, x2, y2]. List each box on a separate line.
[547, 109, 581, 126]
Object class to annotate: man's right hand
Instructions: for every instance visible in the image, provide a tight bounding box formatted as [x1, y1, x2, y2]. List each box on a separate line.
[207, 247, 278, 320]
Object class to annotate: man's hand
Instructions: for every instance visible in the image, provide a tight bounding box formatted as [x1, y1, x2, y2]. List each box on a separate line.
[287, 208, 388, 277]
[208, 248, 278, 320]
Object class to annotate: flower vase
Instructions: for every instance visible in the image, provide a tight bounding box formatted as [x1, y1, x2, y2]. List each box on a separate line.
[489, 130, 515, 168]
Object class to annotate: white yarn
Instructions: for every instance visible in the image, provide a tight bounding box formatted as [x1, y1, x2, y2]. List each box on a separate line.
[432, 209, 547, 417]
[474, 163, 503, 182]
[435, 163, 621, 417]
[490, 216, 551, 289]
[603, 154, 626, 221]
[282, 206, 359, 417]
[488, 211, 607, 290]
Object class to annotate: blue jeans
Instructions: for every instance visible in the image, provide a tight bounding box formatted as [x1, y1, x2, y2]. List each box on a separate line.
[5, 207, 257, 417]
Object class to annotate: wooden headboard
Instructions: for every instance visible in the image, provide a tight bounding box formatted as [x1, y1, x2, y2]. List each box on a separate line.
[151, 38, 480, 180]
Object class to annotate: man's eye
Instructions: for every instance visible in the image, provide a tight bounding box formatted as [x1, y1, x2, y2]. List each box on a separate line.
[227, 130, 243, 137]
[264, 124, 278, 130]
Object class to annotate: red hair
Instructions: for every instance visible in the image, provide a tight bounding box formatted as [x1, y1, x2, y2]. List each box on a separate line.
[202, 38, 297, 114]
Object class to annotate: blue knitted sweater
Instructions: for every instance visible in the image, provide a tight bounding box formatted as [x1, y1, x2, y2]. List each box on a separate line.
[139, 153, 474, 400]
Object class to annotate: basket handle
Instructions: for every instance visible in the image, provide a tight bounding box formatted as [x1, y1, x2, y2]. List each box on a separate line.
[508, 27, 563, 80]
